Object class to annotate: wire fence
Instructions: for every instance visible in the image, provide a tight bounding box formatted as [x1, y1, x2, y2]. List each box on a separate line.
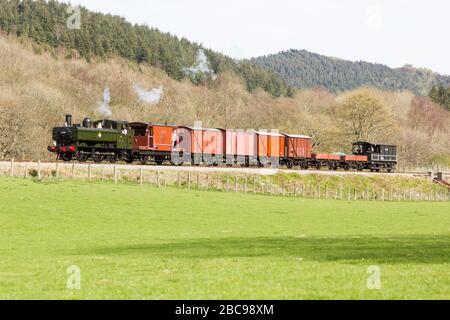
[1, 159, 450, 202]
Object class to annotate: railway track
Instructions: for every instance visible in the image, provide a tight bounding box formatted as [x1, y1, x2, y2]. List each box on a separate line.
[1, 160, 447, 178]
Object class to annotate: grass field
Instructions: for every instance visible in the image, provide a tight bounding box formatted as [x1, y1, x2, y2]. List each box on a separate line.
[0, 177, 449, 300]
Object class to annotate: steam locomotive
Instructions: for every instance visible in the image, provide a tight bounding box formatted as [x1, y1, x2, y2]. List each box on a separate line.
[48, 115, 397, 172]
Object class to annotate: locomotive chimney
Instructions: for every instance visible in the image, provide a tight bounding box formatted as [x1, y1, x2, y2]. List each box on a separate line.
[65, 114, 72, 127]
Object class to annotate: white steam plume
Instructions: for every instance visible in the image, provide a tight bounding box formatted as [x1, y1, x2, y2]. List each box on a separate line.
[97, 87, 112, 117]
[184, 49, 217, 79]
[133, 84, 164, 105]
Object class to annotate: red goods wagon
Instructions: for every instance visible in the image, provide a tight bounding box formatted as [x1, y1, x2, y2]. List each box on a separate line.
[284, 134, 312, 159]
[175, 126, 203, 154]
[256, 131, 285, 166]
[225, 130, 257, 165]
[225, 130, 257, 157]
[341, 155, 368, 162]
[312, 153, 341, 161]
[202, 128, 225, 157]
[174, 126, 203, 162]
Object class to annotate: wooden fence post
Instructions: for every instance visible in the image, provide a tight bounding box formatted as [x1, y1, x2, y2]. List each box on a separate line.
[37, 160, 41, 180]
[196, 173, 200, 189]
[156, 171, 160, 188]
[24, 163, 28, 179]
[188, 172, 191, 189]
[10, 158, 14, 177]
[234, 176, 238, 192]
[244, 175, 248, 193]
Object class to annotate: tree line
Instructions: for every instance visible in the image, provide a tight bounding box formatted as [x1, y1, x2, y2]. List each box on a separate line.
[0, 0, 292, 97]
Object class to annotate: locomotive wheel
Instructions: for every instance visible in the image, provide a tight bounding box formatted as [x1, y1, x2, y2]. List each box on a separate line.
[124, 156, 134, 164]
[344, 164, 350, 171]
[107, 155, 116, 163]
[286, 161, 293, 169]
[61, 153, 72, 162]
[140, 156, 149, 165]
[76, 152, 87, 162]
[92, 153, 103, 163]
[155, 159, 164, 165]
[315, 163, 321, 170]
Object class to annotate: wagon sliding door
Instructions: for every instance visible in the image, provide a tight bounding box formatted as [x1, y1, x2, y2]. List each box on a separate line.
[148, 127, 154, 149]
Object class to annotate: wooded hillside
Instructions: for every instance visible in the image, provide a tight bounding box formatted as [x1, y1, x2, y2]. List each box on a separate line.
[252, 49, 450, 95]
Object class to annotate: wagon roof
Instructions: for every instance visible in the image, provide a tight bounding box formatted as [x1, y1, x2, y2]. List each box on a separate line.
[179, 126, 221, 132]
[130, 122, 177, 127]
[283, 133, 312, 139]
[255, 131, 284, 137]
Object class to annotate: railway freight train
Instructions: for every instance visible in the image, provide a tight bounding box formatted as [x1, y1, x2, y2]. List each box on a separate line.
[48, 115, 397, 172]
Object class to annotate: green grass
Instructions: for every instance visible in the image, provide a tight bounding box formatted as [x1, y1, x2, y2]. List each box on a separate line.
[0, 177, 449, 300]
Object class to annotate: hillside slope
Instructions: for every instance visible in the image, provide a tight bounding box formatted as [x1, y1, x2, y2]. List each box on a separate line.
[0, 0, 291, 97]
[252, 49, 450, 95]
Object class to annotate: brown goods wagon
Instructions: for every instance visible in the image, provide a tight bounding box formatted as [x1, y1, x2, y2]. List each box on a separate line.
[284, 134, 312, 159]
[256, 132, 285, 158]
[130, 123, 176, 152]
[341, 155, 368, 162]
[311, 153, 341, 161]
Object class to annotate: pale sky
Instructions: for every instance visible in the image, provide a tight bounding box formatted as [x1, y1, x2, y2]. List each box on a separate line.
[64, 0, 450, 75]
